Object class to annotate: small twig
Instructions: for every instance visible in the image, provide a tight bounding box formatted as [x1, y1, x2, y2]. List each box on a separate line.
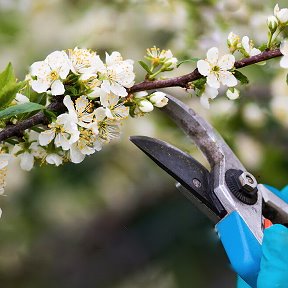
[0, 48, 283, 143]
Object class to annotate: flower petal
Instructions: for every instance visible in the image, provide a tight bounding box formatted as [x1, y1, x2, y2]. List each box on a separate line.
[218, 54, 235, 70]
[280, 40, 288, 56]
[30, 61, 50, 77]
[95, 107, 107, 121]
[206, 73, 220, 89]
[106, 51, 123, 66]
[219, 71, 237, 87]
[277, 8, 288, 24]
[31, 79, 50, 93]
[46, 154, 63, 166]
[20, 152, 34, 171]
[200, 94, 210, 109]
[39, 130, 55, 146]
[197, 60, 210, 76]
[70, 143, 86, 164]
[63, 95, 78, 121]
[241, 36, 250, 54]
[206, 47, 219, 64]
[280, 56, 288, 68]
[204, 86, 218, 99]
[0, 154, 10, 170]
[51, 80, 65, 96]
[15, 93, 29, 104]
[101, 80, 111, 94]
[54, 134, 66, 150]
[110, 82, 128, 97]
[250, 48, 261, 57]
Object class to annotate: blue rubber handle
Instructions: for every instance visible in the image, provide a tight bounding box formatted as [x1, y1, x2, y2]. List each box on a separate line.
[216, 211, 262, 288]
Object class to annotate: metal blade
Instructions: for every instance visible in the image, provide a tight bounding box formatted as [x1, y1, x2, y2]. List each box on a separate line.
[161, 94, 245, 172]
[130, 135, 226, 221]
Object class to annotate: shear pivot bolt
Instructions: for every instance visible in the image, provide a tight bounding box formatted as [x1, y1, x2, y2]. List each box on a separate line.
[225, 169, 258, 205]
[238, 172, 257, 193]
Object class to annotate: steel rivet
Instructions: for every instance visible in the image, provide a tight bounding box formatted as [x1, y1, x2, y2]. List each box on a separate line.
[193, 178, 201, 188]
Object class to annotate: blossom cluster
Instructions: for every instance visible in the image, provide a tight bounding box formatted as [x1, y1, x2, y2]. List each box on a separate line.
[0, 47, 171, 198]
[194, 3, 288, 109]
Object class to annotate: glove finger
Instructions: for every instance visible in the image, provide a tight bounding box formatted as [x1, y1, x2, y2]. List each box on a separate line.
[264, 185, 288, 203]
[237, 276, 252, 288]
[280, 185, 288, 202]
[257, 224, 288, 288]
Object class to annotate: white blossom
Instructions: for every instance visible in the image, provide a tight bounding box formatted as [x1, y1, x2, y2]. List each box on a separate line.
[199, 85, 219, 109]
[30, 51, 71, 95]
[226, 88, 240, 100]
[146, 47, 178, 68]
[39, 113, 80, 151]
[197, 47, 237, 89]
[69, 128, 101, 164]
[63, 95, 97, 133]
[149, 91, 169, 108]
[280, 39, 288, 68]
[100, 92, 129, 120]
[227, 32, 240, 52]
[100, 52, 135, 97]
[161, 50, 178, 68]
[241, 36, 261, 57]
[96, 108, 121, 143]
[138, 99, 154, 113]
[12, 131, 45, 171]
[274, 4, 288, 25]
[67, 47, 104, 76]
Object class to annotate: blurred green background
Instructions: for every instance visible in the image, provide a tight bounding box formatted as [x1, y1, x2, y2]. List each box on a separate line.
[1, 1, 288, 287]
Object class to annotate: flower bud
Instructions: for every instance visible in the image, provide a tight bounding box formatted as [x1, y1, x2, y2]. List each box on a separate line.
[267, 15, 278, 33]
[226, 88, 240, 100]
[138, 99, 154, 113]
[274, 4, 288, 25]
[135, 91, 148, 98]
[227, 32, 240, 53]
[149, 92, 169, 108]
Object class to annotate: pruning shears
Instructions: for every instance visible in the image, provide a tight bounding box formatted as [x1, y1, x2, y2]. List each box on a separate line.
[130, 93, 288, 288]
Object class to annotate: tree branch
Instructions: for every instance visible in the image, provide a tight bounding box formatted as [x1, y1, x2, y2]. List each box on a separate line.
[0, 97, 66, 142]
[0, 48, 283, 143]
[129, 48, 282, 93]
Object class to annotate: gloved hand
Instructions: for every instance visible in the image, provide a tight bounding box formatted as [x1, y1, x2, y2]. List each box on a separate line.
[237, 185, 288, 288]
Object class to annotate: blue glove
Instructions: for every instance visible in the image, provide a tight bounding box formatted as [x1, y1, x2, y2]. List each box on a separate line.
[237, 185, 288, 288]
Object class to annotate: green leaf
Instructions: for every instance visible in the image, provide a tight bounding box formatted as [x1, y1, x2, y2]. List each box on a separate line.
[0, 63, 26, 109]
[234, 70, 249, 85]
[138, 61, 152, 74]
[258, 43, 267, 52]
[66, 85, 79, 96]
[0, 63, 16, 88]
[177, 58, 200, 68]
[43, 109, 57, 121]
[0, 102, 45, 119]
[193, 77, 207, 89]
[0, 81, 26, 109]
